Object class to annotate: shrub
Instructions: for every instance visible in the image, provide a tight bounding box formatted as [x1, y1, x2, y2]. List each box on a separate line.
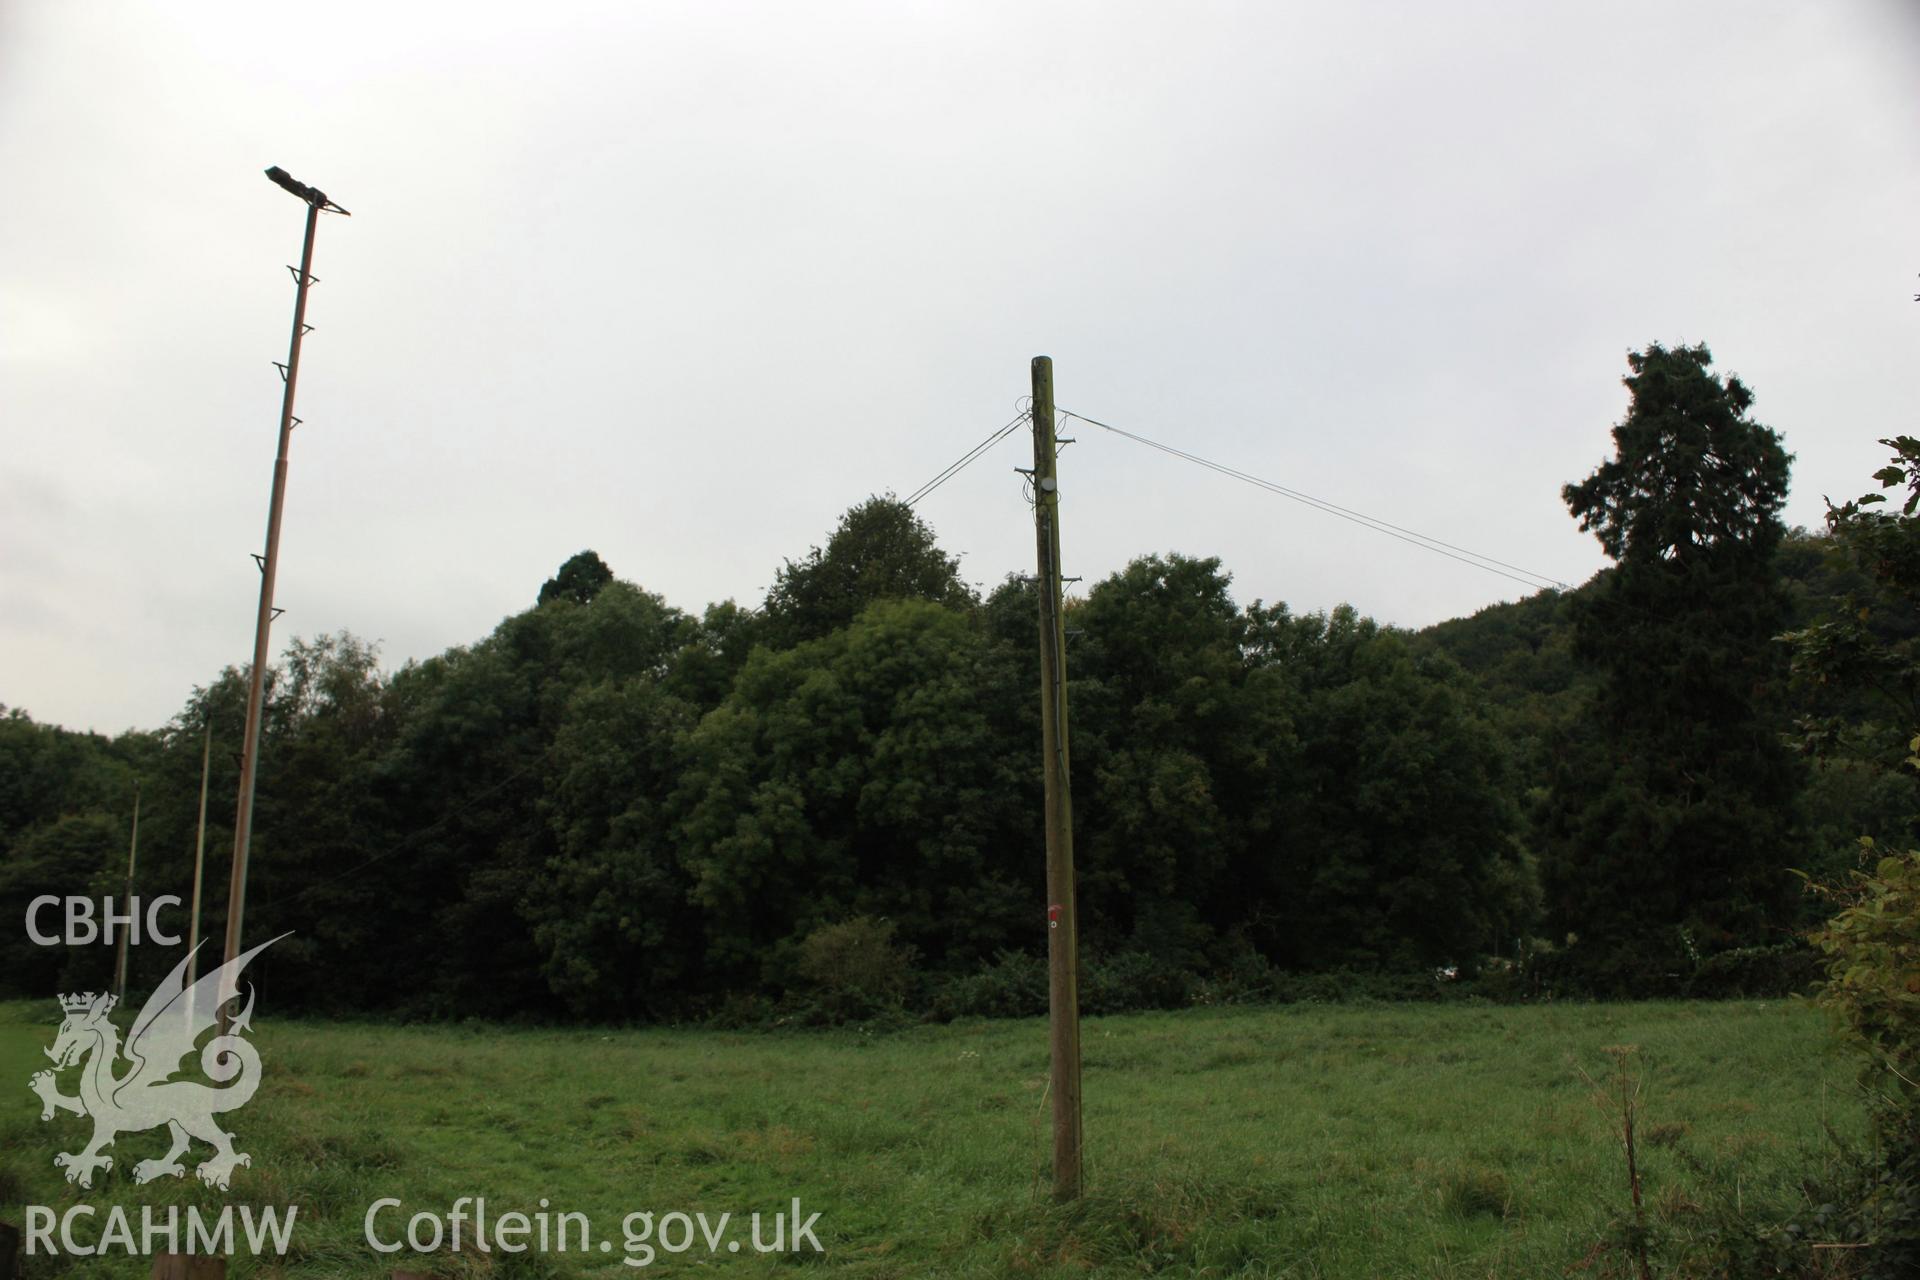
[1269, 968, 1452, 1004]
[1470, 937, 1558, 1002]
[1192, 946, 1284, 1006]
[1807, 844, 1920, 1276]
[1811, 845, 1920, 1099]
[1081, 951, 1198, 1015]
[704, 991, 777, 1029]
[928, 951, 1049, 1020]
[793, 916, 917, 1023]
[932, 949, 1214, 1020]
[1685, 942, 1821, 999]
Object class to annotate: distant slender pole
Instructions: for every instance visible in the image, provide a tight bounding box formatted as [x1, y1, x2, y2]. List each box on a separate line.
[114, 782, 140, 1001]
[223, 168, 346, 1019]
[1030, 355, 1083, 1200]
[187, 719, 212, 988]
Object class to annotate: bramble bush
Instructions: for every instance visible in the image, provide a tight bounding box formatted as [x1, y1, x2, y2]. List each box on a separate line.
[1807, 839, 1920, 1275]
[1671, 844, 1920, 1278]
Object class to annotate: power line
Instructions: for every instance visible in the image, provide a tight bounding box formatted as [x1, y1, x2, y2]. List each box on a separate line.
[906, 410, 1030, 507]
[1056, 407, 1570, 593]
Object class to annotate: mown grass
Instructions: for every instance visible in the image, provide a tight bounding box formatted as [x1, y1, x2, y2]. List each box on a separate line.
[0, 999, 1860, 1278]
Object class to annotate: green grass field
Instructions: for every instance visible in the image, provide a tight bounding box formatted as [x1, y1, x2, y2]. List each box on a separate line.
[0, 999, 1860, 1278]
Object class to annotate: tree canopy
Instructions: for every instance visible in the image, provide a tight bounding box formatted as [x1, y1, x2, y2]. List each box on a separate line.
[760, 496, 974, 647]
[1545, 343, 1800, 987]
[538, 549, 615, 607]
[6, 347, 1903, 1016]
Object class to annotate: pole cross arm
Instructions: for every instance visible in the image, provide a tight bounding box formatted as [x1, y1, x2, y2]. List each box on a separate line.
[265, 166, 351, 215]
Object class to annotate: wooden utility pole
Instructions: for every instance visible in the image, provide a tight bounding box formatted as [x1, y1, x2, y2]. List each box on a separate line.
[187, 719, 212, 989]
[222, 167, 347, 1019]
[114, 782, 141, 1001]
[1030, 355, 1083, 1200]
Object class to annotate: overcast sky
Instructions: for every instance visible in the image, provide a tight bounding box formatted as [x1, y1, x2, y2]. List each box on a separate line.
[3, 1, 1916, 735]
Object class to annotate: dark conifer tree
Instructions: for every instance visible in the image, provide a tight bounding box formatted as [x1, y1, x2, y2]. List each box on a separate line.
[1545, 343, 1800, 987]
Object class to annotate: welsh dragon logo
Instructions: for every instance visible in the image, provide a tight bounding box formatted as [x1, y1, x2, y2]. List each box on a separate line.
[28, 935, 284, 1191]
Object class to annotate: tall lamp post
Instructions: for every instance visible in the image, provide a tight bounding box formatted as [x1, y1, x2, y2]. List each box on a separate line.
[220, 167, 349, 1013]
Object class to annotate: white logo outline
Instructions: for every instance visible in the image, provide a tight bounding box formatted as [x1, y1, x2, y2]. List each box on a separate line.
[29, 935, 285, 1191]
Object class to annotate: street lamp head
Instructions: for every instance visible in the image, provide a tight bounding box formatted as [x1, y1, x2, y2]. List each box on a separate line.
[264, 166, 350, 216]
